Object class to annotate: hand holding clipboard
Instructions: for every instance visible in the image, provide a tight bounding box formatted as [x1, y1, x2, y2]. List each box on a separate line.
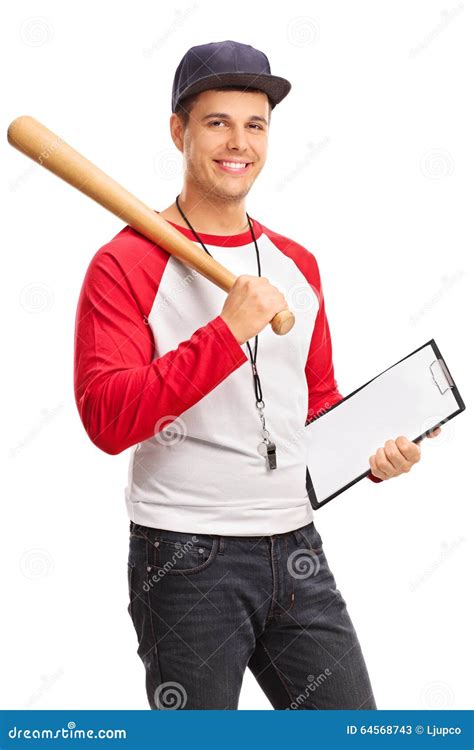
[305, 339, 465, 509]
[369, 427, 441, 480]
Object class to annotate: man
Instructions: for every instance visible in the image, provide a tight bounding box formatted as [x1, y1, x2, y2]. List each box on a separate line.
[74, 40, 440, 710]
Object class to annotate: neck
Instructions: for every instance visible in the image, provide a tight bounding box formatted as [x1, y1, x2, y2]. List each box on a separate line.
[160, 185, 251, 235]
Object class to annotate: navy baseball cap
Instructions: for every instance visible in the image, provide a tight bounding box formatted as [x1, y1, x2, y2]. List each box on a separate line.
[171, 40, 291, 113]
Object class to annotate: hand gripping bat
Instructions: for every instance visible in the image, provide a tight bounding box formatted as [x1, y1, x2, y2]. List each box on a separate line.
[7, 116, 295, 336]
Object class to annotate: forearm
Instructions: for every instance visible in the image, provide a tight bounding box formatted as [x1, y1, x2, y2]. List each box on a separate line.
[76, 315, 247, 455]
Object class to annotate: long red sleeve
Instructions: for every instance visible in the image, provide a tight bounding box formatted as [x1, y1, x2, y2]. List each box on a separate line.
[74, 235, 248, 455]
[303, 253, 382, 484]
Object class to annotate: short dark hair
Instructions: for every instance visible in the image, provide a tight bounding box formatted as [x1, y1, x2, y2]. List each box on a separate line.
[175, 86, 273, 129]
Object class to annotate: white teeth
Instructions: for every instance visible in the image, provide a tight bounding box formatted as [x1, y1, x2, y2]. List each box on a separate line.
[219, 161, 248, 169]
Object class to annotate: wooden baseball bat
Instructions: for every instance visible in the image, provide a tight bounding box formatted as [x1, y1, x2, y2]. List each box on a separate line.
[7, 115, 295, 336]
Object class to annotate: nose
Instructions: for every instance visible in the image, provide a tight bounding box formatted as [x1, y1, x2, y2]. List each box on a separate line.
[226, 125, 250, 154]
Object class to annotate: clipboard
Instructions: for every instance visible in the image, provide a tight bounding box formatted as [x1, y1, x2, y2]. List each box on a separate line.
[305, 338, 466, 510]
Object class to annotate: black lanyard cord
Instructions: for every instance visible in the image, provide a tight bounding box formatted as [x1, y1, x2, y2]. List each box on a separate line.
[174, 194, 264, 409]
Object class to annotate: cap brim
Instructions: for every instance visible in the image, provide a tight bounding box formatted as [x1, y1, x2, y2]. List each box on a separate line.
[174, 72, 291, 110]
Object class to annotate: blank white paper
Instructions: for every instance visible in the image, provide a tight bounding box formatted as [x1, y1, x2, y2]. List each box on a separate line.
[305, 342, 460, 504]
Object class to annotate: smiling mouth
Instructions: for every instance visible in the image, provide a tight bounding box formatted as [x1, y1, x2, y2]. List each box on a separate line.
[213, 160, 253, 174]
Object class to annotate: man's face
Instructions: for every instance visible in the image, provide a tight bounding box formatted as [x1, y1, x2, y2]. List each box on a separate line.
[172, 89, 270, 203]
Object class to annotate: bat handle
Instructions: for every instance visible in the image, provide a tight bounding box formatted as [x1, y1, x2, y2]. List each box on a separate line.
[271, 309, 295, 335]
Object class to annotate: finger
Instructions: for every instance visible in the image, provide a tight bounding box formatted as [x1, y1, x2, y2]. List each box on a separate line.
[426, 426, 442, 439]
[369, 454, 386, 480]
[395, 436, 421, 464]
[375, 447, 395, 478]
[384, 439, 413, 473]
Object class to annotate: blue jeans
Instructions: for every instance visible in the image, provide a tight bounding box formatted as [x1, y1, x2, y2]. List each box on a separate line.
[127, 520, 377, 710]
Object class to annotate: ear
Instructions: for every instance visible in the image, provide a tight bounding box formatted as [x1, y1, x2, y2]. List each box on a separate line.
[169, 113, 185, 153]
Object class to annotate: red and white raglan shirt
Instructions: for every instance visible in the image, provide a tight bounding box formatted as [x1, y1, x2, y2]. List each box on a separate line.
[74, 215, 381, 536]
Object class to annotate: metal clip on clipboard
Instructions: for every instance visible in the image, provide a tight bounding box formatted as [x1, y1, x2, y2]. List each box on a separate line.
[430, 358, 454, 395]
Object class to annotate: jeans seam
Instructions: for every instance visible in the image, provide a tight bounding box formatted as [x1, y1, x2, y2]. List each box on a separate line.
[145, 540, 163, 700]
[127, 562, 137, 622]
[259, 640, 298, 708]
[264, 539, 278, 625]
[285, 536, 294, 599]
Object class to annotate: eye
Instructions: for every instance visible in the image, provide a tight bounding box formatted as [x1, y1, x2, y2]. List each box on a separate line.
[208, 120, 264, 130]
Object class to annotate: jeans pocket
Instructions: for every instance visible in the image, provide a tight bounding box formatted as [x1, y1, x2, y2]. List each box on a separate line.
[297, 522, 323, 554]
[292, 524, 335, 584]
[150, 529, 219, 576]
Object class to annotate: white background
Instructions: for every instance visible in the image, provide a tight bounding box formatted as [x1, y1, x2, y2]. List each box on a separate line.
[2, 0, 472, 710]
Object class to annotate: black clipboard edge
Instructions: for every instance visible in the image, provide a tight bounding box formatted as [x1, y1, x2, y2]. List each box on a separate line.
[305, 338, 466, 511]
[430, 339, 466, 413]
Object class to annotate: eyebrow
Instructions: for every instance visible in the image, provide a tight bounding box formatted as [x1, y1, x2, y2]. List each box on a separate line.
[201, 112, 268, 125]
